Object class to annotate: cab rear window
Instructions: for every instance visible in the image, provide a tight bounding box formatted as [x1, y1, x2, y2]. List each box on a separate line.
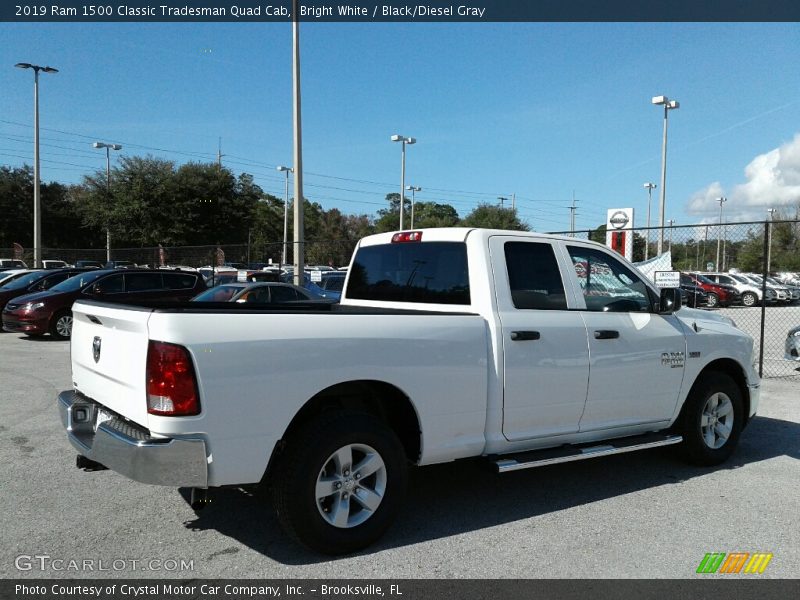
[347, 242, 470, 305]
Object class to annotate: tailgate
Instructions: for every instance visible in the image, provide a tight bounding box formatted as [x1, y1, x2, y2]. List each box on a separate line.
[70, 301, 152, 427]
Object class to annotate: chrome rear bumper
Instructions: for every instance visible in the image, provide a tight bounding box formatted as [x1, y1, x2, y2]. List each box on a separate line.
[58, 390, 208, 487]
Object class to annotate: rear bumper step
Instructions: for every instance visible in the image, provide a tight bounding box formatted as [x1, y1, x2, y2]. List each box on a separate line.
[58, 390, 208, 487]
[494, 433, 682, 473]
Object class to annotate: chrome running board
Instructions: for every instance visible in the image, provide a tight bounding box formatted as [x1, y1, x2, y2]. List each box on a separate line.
[494, 433, 683, 473]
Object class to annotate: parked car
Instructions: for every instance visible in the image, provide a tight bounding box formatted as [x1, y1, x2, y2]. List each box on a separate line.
[104, 260, 137, 269]
[0, 268, 90, 312]
[0, 269, 35, 287]
[683, 273, 740, 308]
[282, 272, 340, 301]
[42, 260, 70, 269]
[728, 273, 777, 304]
[74, 260, 105, 269]
[192, 282, 326, 303]
[0, 258, 28, 269]
[2, 268, 205, 339]
[767, 276, 800, 303]
[741, 274, 790, 304]
[318, 271, 346, 295]
[786, 325, 800, 361]
[702, 272, 763, 307]
[680, 282, 708, 308]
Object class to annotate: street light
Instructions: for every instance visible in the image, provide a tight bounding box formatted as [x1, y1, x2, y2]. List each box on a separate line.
[643, 182, 657, 260]
[15, 62, 58, 268]
[93, 142, 122, 262]
[390, 134, 416, 231]
[276, 166, 294, 272]
[406, 185, 421, 229]
[652, 95, 679, 255]
[715, 197, 727, 271]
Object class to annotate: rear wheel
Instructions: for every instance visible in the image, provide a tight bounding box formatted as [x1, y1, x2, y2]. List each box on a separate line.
[741, 292, 757, 307]
[678, 372, 743, 466]
[705, 292, 719, 308]
[50, 310, 73, 340]
[271, 410, 408, 554]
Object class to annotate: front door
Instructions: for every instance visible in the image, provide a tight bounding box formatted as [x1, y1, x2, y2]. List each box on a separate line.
[563, 243, 687, 430]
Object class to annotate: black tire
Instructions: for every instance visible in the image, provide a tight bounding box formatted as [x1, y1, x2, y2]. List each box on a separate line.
[271, 410, 408, 555]
[50, 310, 73, 340]
[741, 292, 757, 307]
[705, 292, 719, 308]
[678, 372, 744, 466]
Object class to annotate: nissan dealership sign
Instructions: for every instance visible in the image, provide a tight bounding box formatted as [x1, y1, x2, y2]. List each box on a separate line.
[605, 208, 634, 261]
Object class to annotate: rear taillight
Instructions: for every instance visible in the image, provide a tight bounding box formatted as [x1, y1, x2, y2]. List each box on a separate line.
[146, 341, 200, 416]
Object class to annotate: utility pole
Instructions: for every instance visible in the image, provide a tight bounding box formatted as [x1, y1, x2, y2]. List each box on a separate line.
[497, 196, 508, 208]
[715, 197, 727, 271]
[511, 193, 515, 211]
[568, 192, 579, 236]
[217, 137, 224, 169]
[667, 219, 675, 253]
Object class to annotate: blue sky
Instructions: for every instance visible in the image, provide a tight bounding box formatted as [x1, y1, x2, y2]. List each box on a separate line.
[1, 22, 799, 232]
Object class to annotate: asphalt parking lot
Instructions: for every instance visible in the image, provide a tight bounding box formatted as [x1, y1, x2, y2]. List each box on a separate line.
[0, 327, 798, 579]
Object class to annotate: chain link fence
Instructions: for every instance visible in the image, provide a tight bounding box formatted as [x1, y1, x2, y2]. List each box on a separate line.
[5, 221, 800, 379]
[551, 220, 800, 380]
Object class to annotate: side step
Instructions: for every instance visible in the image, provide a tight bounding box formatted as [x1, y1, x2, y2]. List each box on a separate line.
[494, 433, 682, 473]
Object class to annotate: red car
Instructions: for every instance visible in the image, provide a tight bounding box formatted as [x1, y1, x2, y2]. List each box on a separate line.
[2, 269, 205, 339]
[681, 273, 741, 308]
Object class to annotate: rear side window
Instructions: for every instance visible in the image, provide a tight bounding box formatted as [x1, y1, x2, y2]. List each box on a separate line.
[126, 273, 162, 292]
[163, 273, 198, 289]
[347, 242, 470, 305]
[504, 242, 567, 310]
[270, 286, 299, 302]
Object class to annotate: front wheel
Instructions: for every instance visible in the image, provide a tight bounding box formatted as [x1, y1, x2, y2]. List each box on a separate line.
[50, 310, 73, 340]
[271, 411, 408, 554]
[678, 372, 744, 466]
[705, 292, 719, 308]
[741, 292, 757, 307]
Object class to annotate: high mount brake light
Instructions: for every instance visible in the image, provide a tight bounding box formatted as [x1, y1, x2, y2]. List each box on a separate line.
[391, 231, 423, 243]
[146, 341, 200, 416]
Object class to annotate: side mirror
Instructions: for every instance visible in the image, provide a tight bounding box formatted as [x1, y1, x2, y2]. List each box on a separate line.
[658, 288, 681, 314]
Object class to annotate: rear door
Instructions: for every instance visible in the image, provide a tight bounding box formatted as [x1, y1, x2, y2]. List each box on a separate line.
[490, 236, 590, 441]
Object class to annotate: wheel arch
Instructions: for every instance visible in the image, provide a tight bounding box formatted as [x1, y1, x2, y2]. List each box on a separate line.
[680, 358, 751, 425]
[263, 379, 422, 482]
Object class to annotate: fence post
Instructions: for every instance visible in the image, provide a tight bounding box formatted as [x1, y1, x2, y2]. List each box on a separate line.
[758, 220, 769, 378]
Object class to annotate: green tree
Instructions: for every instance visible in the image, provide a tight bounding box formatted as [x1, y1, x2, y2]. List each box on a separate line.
[411, 201, 460, 228]
[460, 204, 528, 230]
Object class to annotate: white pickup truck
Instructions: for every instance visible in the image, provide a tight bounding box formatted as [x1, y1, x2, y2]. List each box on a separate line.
[59, 228, 760, 554]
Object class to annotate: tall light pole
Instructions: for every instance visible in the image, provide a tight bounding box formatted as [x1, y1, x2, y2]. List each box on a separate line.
[276, 166, 293, 272]
[652, 95, 679, 255]
[406, 185, 421, 229]
[292, 0, 305, 286]
[643, 182, 657, 260]
[767, 208, 776, 274]
[715, 196, 727, 271]
[93, 142, 122, 263]
[391, 134, 416, 231]
[15, 62, 58, 268]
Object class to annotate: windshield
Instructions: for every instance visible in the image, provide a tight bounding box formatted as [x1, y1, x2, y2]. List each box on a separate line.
[192, 285, 243, 302]
[49, 271, 106, 293]
[0, 271, 45, 290]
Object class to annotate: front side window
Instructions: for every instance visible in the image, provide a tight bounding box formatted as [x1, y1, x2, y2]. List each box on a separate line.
[348, 242, 470, 305]
[504, 242, 567, 310]
[568, 246, 651, 312]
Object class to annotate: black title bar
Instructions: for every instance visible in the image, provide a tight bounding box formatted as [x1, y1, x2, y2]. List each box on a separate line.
[3, 1, 800, 22]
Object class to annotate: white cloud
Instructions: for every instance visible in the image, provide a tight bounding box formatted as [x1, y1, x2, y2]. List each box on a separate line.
[686, 133, 800, 222]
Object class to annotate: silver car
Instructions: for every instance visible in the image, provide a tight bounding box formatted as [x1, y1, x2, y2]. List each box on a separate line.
[786, 326, 800, 361]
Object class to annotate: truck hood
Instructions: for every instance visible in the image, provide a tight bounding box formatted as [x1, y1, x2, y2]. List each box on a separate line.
[676, 306, 738, 331]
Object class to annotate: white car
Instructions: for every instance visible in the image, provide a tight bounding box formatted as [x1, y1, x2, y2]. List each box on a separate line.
[704, 272, 764, 307]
